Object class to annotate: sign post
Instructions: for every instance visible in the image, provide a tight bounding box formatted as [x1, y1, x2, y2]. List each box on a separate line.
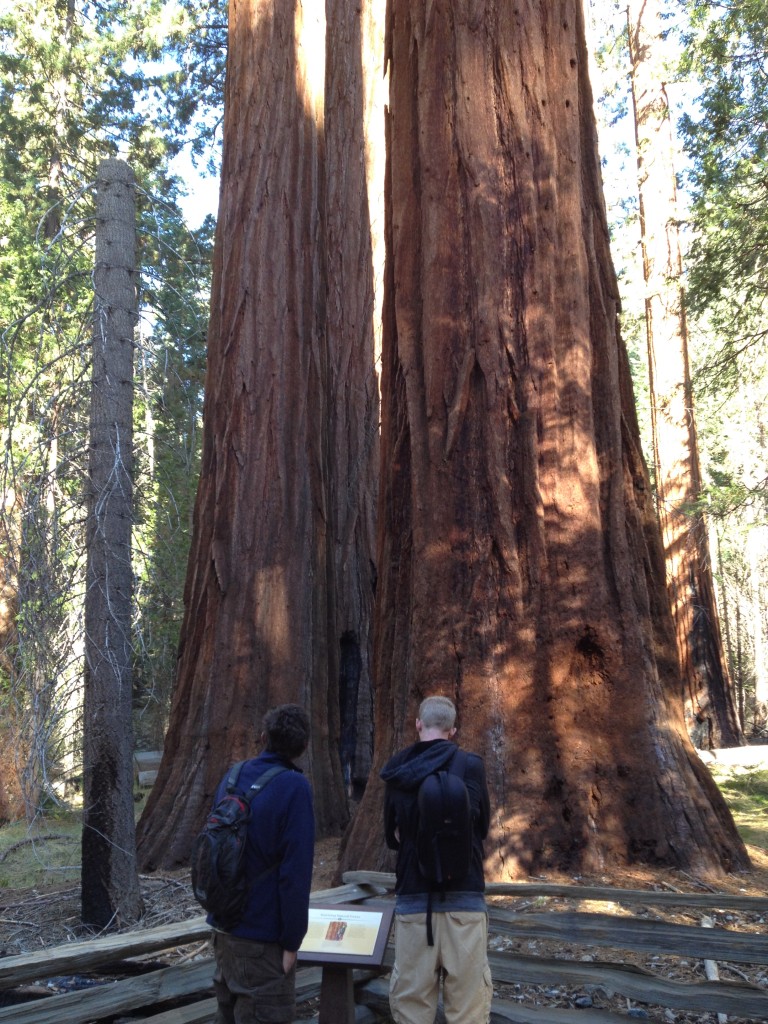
[318, 964, 355, 1024]
[298, 902, 395, 1024]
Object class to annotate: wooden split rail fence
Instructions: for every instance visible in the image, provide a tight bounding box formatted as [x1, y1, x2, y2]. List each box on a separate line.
[2, 872, 768, 1023]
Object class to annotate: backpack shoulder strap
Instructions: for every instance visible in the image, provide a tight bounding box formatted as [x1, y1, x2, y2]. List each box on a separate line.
[244, 764, 288, 805]
[448, 748, 468, 778]
[224, 762, 287, 802]
[225, 760, 247, 792]
[245, 766, 290, 885]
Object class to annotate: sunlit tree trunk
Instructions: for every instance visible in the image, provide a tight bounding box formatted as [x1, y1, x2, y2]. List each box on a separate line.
[137, 0, 382, 867]
[0, 488, 20, 822]
[747, 522, 768, 730]
[82, 158, 141, 927]
[736, 600, 745, 723]
[712, 522, 742, 727]
[627, 0, 742, 749]
[341, 0, 748, 880]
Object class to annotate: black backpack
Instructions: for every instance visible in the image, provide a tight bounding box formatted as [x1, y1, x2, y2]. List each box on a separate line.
[415, 749, 472, 944]
[191, 761, 286, 929]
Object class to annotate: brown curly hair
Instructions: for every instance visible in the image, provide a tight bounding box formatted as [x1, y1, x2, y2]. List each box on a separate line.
[263, 704, 311, 759]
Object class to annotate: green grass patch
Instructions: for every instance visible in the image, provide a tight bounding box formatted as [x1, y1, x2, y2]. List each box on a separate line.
[0, 812, 82, 889]
[0, 789, 150, 890]
[708, 764, 768, 851]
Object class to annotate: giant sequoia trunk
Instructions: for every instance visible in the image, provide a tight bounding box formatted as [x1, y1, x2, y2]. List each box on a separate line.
[341, 0, 748, 879]
[137, 0, 380, 867]
[628, 0, 742, 750]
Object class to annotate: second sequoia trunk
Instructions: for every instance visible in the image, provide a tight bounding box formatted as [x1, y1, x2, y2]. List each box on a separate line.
[341, 0, 748, 879]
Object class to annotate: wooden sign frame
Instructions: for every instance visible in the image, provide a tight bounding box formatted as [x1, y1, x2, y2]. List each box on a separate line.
[297, 901, 394, 967]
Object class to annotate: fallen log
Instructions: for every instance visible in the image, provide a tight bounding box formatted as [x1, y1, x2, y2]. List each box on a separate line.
[0, 881, 382, 993]
[0, 959, 215, 1024]
[0, 919, 210, 991]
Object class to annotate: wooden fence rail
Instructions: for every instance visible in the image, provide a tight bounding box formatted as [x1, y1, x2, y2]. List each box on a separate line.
[345, 870, 768, 913]
[1, 874, 767, 1023]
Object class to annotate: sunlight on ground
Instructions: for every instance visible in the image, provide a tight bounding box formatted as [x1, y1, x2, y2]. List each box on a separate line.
[1, 765, 766, 891]
[708, 763, 768, 850]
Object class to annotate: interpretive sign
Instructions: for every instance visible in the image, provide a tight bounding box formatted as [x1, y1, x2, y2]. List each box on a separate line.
[298, 901, 394, 966]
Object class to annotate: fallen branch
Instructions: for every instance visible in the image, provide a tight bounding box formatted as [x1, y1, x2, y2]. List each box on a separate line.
[172, 942, 210, 966]
[0, 835, 69, 863]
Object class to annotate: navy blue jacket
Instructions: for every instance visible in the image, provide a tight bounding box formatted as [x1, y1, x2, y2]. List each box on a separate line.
[208, 751, 315, 951]
[381, 738, 489, 910]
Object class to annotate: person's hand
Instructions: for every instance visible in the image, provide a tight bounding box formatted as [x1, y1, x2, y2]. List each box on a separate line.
[282, 949, 297, 974]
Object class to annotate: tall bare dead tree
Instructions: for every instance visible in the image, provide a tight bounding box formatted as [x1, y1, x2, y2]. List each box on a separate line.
[340, 0, 748, 880]
[82, 158, 142, 927]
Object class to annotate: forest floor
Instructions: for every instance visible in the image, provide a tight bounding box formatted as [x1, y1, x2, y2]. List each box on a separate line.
[1, 751, 767, 1022]
[1, 835, 767, 1022]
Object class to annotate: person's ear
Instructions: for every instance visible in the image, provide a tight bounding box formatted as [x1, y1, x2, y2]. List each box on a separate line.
[449, 726, 457, 738]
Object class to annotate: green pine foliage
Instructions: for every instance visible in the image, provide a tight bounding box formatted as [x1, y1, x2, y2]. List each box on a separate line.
[140, 0, 227, 171]
[132, 195, 213, 748]
[678, 0, 768, 732]
[0, 0, 218, 816]
[680, 0, 768, 388]
[587, 3, 654, 471]
[587, 0, 768, 733]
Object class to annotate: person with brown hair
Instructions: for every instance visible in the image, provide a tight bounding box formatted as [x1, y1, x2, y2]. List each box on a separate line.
[210, 703, 315, 1024]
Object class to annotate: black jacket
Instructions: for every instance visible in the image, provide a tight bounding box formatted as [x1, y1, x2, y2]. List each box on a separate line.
[381, 738, 490, 897]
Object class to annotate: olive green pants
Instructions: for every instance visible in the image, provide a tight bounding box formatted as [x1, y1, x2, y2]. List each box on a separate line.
[212, 931, 296, 1024]
[389, 911, 493, 1024]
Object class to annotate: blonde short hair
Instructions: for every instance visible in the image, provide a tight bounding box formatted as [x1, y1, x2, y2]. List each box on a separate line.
[418, 696, 456, 731]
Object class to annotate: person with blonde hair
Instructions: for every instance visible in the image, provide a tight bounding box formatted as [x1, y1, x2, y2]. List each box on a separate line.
[381, 695, 492, 1024]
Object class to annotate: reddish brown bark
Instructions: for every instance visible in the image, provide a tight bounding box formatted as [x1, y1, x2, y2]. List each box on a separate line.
[340, 0, 748, 880]
[137, 0, 379, 867]
[628, 0, 742, 749]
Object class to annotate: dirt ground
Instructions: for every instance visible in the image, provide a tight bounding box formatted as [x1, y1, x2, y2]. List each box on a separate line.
[2, 837, 768, 1022]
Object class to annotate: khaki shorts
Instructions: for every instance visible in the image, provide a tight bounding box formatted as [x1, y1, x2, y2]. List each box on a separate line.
[390, 910, 493, 1024]
[391, 913, 493, 1024]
